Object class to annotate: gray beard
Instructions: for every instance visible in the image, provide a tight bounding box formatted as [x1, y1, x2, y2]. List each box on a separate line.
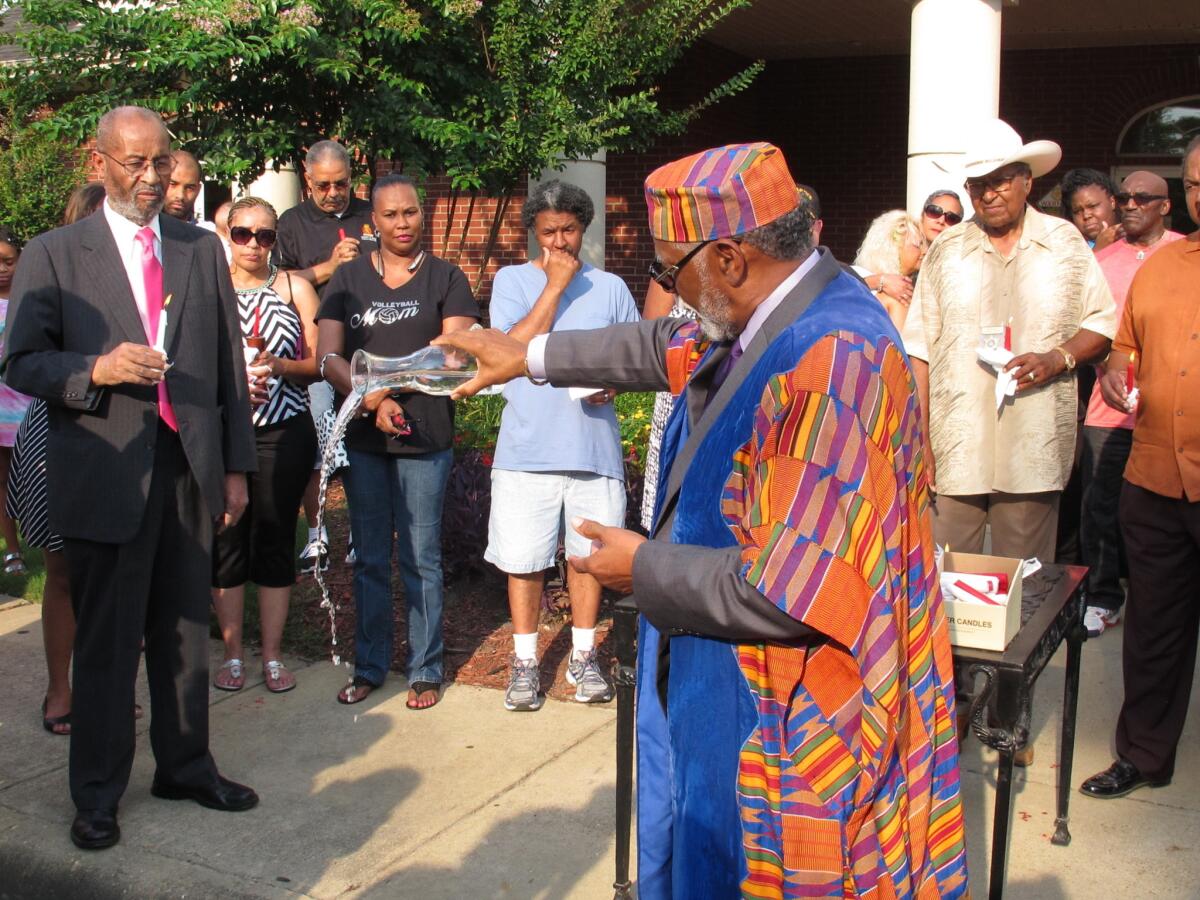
[692, 255, 739, 342]
[108, 192, 162, 227]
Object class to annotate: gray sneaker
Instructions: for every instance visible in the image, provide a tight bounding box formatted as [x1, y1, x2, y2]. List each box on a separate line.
[566, 650, 614, 704]
[505, 655, 543, 711]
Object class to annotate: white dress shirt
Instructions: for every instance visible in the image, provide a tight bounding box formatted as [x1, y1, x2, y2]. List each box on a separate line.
[102, 200, 163, 341]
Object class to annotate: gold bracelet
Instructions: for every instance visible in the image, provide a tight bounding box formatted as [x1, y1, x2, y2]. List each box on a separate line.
[524, 357, 549, 386]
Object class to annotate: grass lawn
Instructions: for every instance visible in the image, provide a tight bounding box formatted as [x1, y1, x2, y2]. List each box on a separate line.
[0, 540, 47, 602]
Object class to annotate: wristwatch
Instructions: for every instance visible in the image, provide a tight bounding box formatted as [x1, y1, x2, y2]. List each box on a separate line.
[1053, 346, 1076, 371]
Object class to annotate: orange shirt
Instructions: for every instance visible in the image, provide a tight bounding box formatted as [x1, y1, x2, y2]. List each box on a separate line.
[1114, 230, 1200, 500]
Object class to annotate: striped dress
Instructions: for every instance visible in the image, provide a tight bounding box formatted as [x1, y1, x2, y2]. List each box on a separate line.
[6, 400, 58, 550]
[237, 268, 309, 428]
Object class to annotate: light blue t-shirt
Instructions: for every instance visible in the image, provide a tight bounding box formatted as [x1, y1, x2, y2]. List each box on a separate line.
[490, 262, 640, 479]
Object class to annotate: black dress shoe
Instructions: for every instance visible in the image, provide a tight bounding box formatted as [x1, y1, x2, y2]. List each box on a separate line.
[151, 774, 259, 812]
[71, 809, 120, 850]
[1079, 758, 1170, 799]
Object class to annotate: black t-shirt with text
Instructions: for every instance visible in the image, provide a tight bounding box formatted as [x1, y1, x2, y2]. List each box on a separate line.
[275, 196, 376, 297]
[317, 253, 479, 455]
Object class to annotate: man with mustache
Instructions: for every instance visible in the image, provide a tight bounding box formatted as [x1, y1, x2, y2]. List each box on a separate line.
[1079, 170, 1183, 638]
[437, 143, 969, 897]
[163, 149, 203, 224]
[2, 105, 258, 850]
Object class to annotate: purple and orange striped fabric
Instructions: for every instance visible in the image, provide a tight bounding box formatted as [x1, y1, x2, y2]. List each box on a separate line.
[644, 143, 799, 243]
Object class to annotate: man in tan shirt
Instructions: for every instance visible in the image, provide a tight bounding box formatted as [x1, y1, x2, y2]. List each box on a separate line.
[903, 119, 1116, 562]
[1080, 135, 1200, 800]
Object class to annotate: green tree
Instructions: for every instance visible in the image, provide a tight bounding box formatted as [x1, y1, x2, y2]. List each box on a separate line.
[0, 109, 86, 242]
[2, 1, 761, 281]
[432, 0, 763, 289]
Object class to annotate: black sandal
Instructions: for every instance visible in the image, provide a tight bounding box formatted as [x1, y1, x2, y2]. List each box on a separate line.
[406, 681, 441, 710]
[337, 675, 377, 705]
[42, 697, 71, 736]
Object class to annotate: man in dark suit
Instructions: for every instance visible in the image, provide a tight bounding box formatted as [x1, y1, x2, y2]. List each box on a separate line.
[2, 106, 259, 851]
[436, 143, 968, 896]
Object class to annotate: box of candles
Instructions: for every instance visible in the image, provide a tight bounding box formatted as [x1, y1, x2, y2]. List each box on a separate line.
[939, 551, 1025, 651]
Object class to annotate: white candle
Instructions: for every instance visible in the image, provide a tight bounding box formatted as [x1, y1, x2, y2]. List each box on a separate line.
[155, 294, 172, 354]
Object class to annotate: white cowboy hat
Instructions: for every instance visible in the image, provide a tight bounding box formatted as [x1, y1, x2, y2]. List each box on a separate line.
[938, 118, 1062, 180]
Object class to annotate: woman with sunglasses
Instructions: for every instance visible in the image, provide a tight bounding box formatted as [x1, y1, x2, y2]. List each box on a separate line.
[316, 174, 479, 710]
[853, 209, 928, 329]
[211, 197, 320, 694]
[919, 190, 965, 244]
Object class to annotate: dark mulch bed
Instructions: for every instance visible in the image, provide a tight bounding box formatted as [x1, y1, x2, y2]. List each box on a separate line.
[288, 478, 617, 704]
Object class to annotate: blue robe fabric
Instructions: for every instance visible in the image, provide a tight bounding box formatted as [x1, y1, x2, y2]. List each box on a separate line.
[635, 273, 895, 898]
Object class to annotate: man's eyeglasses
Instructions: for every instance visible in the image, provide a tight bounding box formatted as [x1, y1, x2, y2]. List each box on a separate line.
[648, 240, 711, 294]
[229, 227, 278, 249]
[923, 203, 963, 225]
[98, 151, 174, 179]
[964, 170, 1028, 198]
[312, 179, 350, 192]
[1115, 192, 1168, 207]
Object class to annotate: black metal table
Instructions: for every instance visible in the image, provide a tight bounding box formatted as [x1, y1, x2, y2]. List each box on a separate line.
[610, 564, 1087, 900]
[954, 563, 1088, 900]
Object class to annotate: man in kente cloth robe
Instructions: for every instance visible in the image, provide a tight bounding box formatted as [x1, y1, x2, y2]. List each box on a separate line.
[437, 143, 969, 898]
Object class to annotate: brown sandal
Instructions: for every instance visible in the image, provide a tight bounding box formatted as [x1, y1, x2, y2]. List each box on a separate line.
[337, 675, 376, 705]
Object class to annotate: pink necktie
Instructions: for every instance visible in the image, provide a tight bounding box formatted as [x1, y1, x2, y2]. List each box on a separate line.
[135, 227, 178, 431]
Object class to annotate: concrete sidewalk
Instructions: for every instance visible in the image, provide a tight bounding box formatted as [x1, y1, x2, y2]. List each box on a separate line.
[1, 597, 1198, 898]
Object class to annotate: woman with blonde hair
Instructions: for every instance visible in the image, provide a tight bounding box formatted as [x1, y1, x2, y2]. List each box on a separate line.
[853, 209, 927, 329]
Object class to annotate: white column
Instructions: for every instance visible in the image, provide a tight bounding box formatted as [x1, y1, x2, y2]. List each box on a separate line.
[236, 162, 302, 215]
[528, 151, 607, 269]
[907, 0, 1002, 217]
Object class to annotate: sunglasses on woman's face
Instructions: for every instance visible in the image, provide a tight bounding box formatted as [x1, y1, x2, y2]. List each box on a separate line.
[229, 227, 278, 249]
[923, 203, 963, 225]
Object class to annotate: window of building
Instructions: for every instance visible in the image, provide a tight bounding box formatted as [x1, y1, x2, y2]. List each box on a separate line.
[1118, 98, 1200, 157]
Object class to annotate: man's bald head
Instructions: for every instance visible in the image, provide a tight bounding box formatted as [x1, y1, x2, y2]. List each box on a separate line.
[165, 149, 203, 221]
[1121, 170, 1168, 197]
[95, 106, 168, 153]
[1117, 169, 1171, 243]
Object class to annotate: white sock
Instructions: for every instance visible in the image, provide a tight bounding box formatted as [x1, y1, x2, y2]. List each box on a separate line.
[513, 632, 539, 662]
[307, 526, 320, 541]
[572, 627, 596, 658]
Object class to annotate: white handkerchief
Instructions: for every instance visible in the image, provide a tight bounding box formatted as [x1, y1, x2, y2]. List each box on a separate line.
[977, 346, 1017, 409]
[567, 386, 604, 401]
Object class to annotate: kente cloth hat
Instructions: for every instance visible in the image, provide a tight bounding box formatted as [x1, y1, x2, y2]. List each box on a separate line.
[942, 118, 1062, 180]
[644, 142, 798, 242]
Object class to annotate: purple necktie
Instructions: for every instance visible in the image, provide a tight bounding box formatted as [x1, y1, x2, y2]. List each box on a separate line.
[706, 340, 743, 407]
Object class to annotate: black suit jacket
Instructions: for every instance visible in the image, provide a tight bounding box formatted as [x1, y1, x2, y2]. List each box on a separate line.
[1, 212, 257, 543]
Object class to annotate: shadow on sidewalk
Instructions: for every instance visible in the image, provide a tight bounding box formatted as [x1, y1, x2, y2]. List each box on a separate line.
[355, 784, 616, 898]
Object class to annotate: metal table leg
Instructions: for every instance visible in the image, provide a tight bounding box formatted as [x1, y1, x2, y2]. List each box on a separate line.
[990, 748, 1015, 900]
[612, 598, 638, 900]
[1052, 622, 1084, 846]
